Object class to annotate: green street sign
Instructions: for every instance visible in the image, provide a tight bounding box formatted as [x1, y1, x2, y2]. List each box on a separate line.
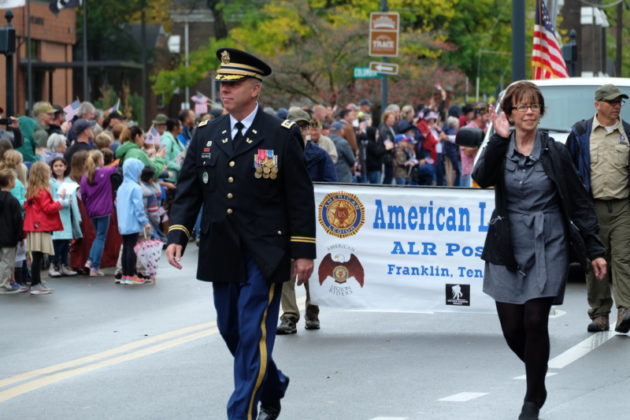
[354, 67, 379, 79]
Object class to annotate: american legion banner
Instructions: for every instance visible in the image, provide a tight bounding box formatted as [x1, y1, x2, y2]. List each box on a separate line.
[308, 184, 497, 313]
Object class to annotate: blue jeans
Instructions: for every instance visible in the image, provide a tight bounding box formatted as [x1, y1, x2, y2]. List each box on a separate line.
[367, 171, 382, 184]
[89, 215, 110, 270]
[395, 177, 407, 185]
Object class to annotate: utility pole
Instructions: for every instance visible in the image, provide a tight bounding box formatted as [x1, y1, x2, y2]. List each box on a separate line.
[616, 1, 622, 76]
[512, 0, 526, 80]
[380, 0, 388, 111]
[82, 2, 88, 101]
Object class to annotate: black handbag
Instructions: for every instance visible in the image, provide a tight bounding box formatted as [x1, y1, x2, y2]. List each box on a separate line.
[568, 220, 588, 269]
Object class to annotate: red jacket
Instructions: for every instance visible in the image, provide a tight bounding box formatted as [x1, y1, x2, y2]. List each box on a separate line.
[416, 120, 438, 163]
[23, 189, 63, 232]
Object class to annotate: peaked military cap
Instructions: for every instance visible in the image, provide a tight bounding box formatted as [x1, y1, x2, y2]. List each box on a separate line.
[215, 48, 272, 82]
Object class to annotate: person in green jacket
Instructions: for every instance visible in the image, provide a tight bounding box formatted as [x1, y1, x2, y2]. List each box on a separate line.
[115, 125, 166, 176]
[17, 116, 39, 164]
[160, 118, 185, 182]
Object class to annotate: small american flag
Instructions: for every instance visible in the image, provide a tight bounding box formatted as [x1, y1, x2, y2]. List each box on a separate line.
[144, 126, 161, 145]
[63, 100, 81, 122]
[108, 99, 120, 114]
[532, 0, 569, 79]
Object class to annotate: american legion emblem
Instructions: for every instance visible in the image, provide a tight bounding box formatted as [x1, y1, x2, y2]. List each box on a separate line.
[318, 191, 365, 238]
[318, 253, 365, 287]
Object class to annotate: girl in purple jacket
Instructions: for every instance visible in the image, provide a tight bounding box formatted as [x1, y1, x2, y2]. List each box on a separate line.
[80, 150, 117, 276]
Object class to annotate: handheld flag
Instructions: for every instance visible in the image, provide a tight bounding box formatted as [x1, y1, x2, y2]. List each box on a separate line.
[49, 0, 81, 14]
[108, 99, 120, 114]
[0, 0, 26, 9]
[63, 100, 81, 122]
[532, 0, 569, 79]
[191, 92, 209, 115]
[144, 125, 161, 145]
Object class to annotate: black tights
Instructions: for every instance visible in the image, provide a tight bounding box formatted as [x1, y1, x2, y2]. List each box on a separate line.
[31, 251, 44, 286]
[496, 297, 554, 407]
[121, 233, 139, 277]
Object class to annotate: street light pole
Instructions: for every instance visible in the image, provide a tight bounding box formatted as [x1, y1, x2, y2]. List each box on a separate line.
[380, 0, 388, 112]
[3, 10, 16, 116]
[512, 0, 526, 80]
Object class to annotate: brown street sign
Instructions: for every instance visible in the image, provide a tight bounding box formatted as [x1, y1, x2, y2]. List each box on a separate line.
[369, 12, 399, 57]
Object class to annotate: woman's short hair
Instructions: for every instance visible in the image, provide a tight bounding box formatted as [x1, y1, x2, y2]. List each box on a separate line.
[500, 81, 546, 120]
[46, 133, 67, 151]
[381, 111, 395, 124]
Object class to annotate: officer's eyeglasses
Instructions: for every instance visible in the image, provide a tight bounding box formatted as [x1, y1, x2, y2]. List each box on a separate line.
[604, 99, 625, 107]
[512, 104, 541, 112]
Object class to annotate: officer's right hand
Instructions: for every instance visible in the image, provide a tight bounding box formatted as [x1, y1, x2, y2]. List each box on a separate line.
[166, 244, 184, 270]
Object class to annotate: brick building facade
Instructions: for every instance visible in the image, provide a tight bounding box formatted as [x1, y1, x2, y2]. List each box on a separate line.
[0, 2, 75, 116]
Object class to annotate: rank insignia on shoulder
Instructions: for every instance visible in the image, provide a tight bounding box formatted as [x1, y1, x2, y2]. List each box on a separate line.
[281, 120, 295, 129]
[198, 120, 209, 127]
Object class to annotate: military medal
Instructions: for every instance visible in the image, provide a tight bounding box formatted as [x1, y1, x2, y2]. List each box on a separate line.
[202, 172, 209, 184]
[253, 149, 279, 179]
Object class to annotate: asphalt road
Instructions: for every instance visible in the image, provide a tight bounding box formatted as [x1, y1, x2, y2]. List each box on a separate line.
[1, 246, 629, 420]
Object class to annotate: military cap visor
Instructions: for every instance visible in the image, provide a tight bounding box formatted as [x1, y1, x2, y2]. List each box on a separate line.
[215, 48, 272, 82]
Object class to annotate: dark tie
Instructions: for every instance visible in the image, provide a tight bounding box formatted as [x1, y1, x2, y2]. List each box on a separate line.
[233, 121, 244, 149]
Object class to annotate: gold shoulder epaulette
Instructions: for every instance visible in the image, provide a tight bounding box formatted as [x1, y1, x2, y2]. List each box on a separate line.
[281, 120, 295, 129]
[198, 120, 209, 127]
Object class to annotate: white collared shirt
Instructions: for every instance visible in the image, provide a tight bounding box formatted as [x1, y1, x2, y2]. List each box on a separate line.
[229, 104, 258, 139]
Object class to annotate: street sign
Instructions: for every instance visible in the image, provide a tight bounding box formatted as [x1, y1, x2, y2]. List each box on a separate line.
[369, 61, 399, 76]
[353, 67, 379, 79]
[369, 12, 399, 57]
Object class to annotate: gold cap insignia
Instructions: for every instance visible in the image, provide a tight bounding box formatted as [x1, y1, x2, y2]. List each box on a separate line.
[221, 50, 230, 64]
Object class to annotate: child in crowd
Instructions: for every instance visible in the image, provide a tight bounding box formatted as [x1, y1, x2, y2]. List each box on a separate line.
[23, 162, 64, 295]
[140, 166, 163, 240]
[116, 158, 151, 285]
[392, 134, 414, 185]
[49, 157, 82, 277]
[0, 150, 27, 187]
[80, 150, 118, 276]
[0, 169, 27, 294]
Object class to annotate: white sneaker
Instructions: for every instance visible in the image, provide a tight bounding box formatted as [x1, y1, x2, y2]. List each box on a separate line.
[30, 283, 53, 295]
[61, 265, 78, 276]
[48, 265, 61, 278]
[89, 269, 105, 277]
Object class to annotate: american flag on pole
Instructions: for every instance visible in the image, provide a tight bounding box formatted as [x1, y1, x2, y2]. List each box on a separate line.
[532, 0, 569, 79]
[63, 100, 81, 122]
[144, 125, 161, 145]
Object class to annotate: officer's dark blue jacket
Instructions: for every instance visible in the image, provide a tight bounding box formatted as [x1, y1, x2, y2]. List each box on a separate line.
[167, 108, 316, 284]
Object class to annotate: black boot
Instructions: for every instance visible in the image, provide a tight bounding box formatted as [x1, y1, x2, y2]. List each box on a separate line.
[518, 401, 539, 420]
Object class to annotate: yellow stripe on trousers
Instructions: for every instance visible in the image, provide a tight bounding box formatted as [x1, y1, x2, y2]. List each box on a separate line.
[247, 283, 276, 420]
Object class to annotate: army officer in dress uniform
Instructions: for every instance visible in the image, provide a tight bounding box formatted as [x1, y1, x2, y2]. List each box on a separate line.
[166, 48, 316, 420]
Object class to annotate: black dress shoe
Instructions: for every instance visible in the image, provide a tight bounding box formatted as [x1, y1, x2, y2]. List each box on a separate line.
[518, 401, 539, 420]
[258, 401, 281, 420]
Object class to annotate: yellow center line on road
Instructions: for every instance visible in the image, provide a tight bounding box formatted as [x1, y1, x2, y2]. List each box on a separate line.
[0, 327, 220, 403]
[0, 295, 307, 404]
[0, 321, 215, 389]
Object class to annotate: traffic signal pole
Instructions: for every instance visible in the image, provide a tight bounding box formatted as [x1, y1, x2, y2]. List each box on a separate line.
[512, 0, 526, 81]
[380, 0, 388, 112]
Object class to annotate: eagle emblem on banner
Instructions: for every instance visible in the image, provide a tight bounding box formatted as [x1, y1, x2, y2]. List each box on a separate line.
[318, 253, 365, 287]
